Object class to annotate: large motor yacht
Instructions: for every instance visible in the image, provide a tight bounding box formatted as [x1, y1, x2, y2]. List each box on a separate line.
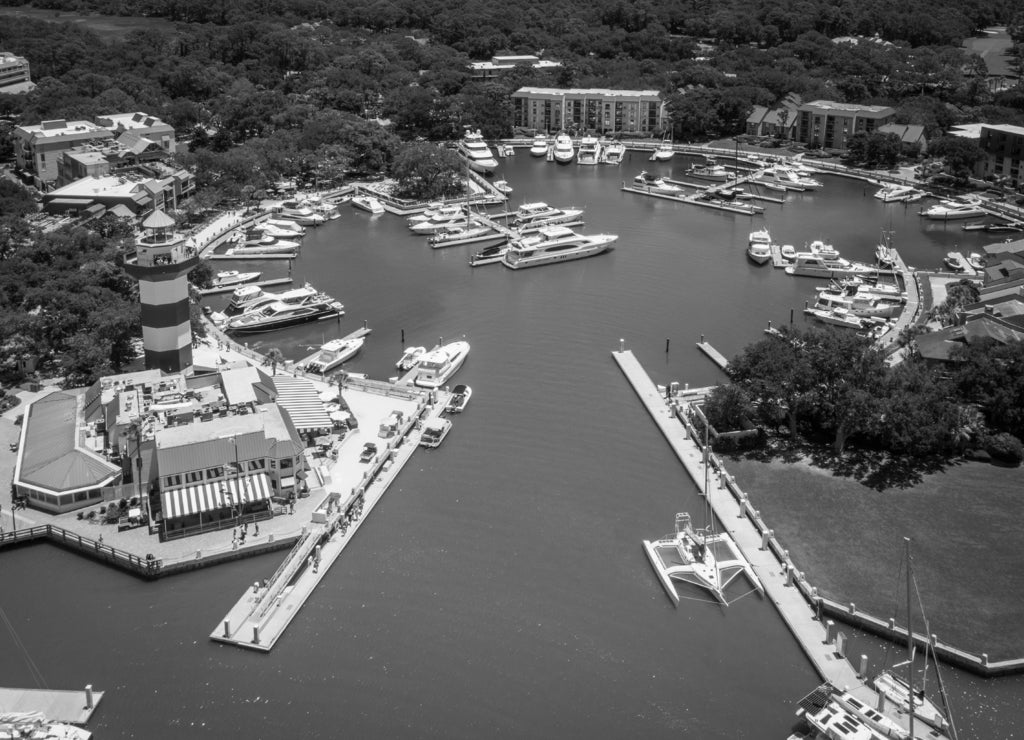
[747, 229, 773, 265]
[502, 225, 617, 269]
[226, 296, 344, 334]
[228, 283, 320, 314]
[305, 336, 365, 374]
[529, 134, 550, 157]
[602, 140, 625, 164]
[457, 129, 498, 174]
[552, 132, 575, 164]
[920, 197, 986, 220]
[577, 135, 601, 165]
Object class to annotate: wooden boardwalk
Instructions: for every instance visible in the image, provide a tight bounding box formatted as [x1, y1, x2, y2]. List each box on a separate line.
[695, 341, 729, 370]
[211, 396, 448, 651]
[611, 348, 951, 738]
[0, 686, 103, 724]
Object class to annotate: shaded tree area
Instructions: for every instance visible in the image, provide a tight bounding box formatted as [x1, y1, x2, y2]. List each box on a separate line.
[390, 142, 464, 200]
[717, 325, 1011, 466]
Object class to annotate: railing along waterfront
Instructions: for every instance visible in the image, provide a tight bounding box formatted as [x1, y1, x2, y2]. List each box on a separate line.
[669, 399, 1024, 677]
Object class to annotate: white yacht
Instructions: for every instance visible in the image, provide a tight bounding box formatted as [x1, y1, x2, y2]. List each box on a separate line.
[814, 289, 902, 319]
[577, 135, 601, 165]
[920, 197, 985, 220]
[429, 225, 503, 248]
[873, 183, 918, 203]
[213, 270, 261, 288]
[412, 340, 470, 388]
[227, 296, 344, 334]
[226, 236, 300, 255]
[457, 129, 498, 174]
[409, 203, 464, 224]
[409, 210, 468, 234]
[502, 225, 617, 269]
[351, 195, 385, 214]
[529, 134, 550, 157]
[262, 218, 305, 234]
[803, 305, 867, 330]
[445, 384, 472, 413]
[785, 252, 875, 278]
[805, 239, 841, 260]
[759, 165, 823, 190]
[305, 336, 365, 374]
[552, 132, 575, 164]
[649, 140, 674, 161]
[228, 283, 320, 314]
[747, 229, 773, 265]
[512, 202, 583, 226]
[601, 140, 625, 165]
[943, 251, 969, 272]
[253, 222, 304, 239]
[686, 162, 730, 181]
[493, 179, 513, 194]
[633, 171, 683, 193]
[278, 205, 326, 226]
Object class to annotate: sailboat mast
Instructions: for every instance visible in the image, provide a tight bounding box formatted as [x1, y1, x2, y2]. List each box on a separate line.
[905, 537, 915, 739]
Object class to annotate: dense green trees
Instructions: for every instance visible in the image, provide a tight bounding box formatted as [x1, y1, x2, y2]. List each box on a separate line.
[390, 142, 464, 200]
[718, 325, 1019, 460]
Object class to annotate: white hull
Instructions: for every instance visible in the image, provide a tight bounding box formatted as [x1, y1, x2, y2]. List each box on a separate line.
[747, 245, 772, 264]
[352, 196, 384, 214]
[413, 341, 470, 388]
[419, 419, 452, 448]
[306, 337, 364, 374]
[502, 235, 616, 269]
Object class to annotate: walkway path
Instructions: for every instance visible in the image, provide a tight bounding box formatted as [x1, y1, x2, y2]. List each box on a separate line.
[0, 686, 102, 724]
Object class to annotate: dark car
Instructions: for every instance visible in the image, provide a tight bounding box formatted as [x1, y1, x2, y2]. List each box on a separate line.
[359, 443, 377, 463]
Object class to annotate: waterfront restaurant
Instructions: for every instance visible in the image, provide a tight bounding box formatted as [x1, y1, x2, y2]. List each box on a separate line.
[154, 404, 306, 540]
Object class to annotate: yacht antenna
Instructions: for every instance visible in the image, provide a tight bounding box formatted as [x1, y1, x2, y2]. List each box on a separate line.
[905, 537, 915, 740]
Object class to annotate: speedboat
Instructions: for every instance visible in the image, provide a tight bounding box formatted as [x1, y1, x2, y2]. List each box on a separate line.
[351, 195, 385, 214]
[412, 340, 470, 388]
[968, 252, 985, 270]
[943, 252, 968, 272]
[747, 229, 772, 265]
[780, 244, 796, 261]
[214, 270, 261, 288]
[493, 179, 513, 194]
[806, 239, 840, 260]
[419, 418, 452, 448]
[445, 384, 472, 413]
[457, 129, 498, 174]
[468, 243, 509, 267]
[552, 132, 575, 164]
[529, 134, 550, 157]
[278, 205, 326, 226]
[920, 196, 985, 220]
[759, 165, 823, 190]
[263, 218, 305, 234]
[602, 140, 625, 165]
[502, 225, 617, 269]
[633, 171, 682, 193]
[512, 202, 584, 228]
[396, 345, 426, 371]
[577, 135, 601, 165]
[226, 296, 344, 334]
[803, 305, 866, 329]
[228, 283, 320, 314]
[686, 163, 730, 181]
[649, 140, 674, 161]
[305, 336, 365, 374]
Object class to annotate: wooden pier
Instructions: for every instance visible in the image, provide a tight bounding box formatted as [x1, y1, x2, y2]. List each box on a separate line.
[198, 277, 293, 296]
[621, 185, 765, 216]
[210, 398, 447, 652]
[0, 686, 103, 724]
[695, 341, 729, 371]
[206, 252, 297, 261]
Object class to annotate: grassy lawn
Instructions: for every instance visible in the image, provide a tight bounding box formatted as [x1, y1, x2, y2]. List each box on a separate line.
[724, 450, 1024, 659]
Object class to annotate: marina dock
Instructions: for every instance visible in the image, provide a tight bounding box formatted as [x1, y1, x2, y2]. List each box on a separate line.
[695, 340, 729, 371]
[212, 395, 449, 651]
[198, 277, 292, 296]
[621, 185, 765, 216]
[206, 252, 296, 261]
[0, 686, 103, 724]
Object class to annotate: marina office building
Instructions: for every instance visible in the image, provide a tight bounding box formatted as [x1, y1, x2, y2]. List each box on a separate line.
[977, 124, 1024, 191]
[512, 87, 664, 135]
[794, 100, 896, 150]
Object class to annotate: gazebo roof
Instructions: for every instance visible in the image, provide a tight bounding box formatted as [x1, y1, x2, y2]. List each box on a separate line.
[142, 209, 175, 230]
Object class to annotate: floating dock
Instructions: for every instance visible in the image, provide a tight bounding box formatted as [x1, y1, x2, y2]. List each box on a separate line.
[695, 341, 729, 371]
[206, 252, 297, 261]
[198, 277, 293, 296]
[621, 185, 764, 216]
[0, 686, 103, 724]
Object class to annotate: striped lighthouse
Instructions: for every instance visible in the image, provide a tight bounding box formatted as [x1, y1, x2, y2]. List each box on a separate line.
[123, 210, 199, 373]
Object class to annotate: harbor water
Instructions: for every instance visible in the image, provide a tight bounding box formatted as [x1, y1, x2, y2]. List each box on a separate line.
[2, 152, 1022, 738]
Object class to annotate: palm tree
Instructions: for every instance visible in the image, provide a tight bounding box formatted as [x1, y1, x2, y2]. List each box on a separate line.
[265, 347, 285, 376]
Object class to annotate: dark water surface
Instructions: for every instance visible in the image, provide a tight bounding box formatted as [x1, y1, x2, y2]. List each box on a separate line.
[2, 153, 1019, 738]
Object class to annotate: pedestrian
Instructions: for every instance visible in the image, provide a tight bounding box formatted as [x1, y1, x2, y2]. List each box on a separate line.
[232, 529, 237, 543]
[243, 522, 249, 535]
[254, 523, 260, 536]
[307, 554, 314, 571]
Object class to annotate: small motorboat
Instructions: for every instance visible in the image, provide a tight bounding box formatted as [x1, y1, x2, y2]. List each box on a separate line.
[305, 336, 365, 374]
[633, 171, 682, 193]
[529, 134, 549, 157]
[780, 244, 796, 261]
[445, 384, 472, 413]
[967, 252, 985, 270]
[214, 270, 261, 287]
[494, 180, 513, 194]
[469, 243, 508, 267]
[396, 345, 426, 371]
[419, 418, 453, 448]
[943, 252, 968, 272]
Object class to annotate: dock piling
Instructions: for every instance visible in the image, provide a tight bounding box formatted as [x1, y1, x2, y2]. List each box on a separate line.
[859, 654, 868, 677]
[85, 685, 93, 710]
[826, 619, 836, 645]
[224, 620, 231, 637]
[252, 626, 260, 645]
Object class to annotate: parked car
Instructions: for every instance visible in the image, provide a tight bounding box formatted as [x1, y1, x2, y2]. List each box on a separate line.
[359, 442, 377, 463]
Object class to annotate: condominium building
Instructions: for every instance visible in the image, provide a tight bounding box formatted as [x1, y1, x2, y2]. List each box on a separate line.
[795, 100, 896, 150]
[468, 55, 561, 81]
[512, 87, 664, 135]
[95, 112, 177, 154]
[0, 51, 34, 93]
[977, 124, 1024, 191]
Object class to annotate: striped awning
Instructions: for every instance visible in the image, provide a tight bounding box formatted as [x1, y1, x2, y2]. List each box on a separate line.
[160, 473, 272, 520]
[273, 376, 332, 431]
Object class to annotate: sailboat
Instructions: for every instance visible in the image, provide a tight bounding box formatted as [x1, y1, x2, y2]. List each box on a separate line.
[870, 539, 956, 737]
